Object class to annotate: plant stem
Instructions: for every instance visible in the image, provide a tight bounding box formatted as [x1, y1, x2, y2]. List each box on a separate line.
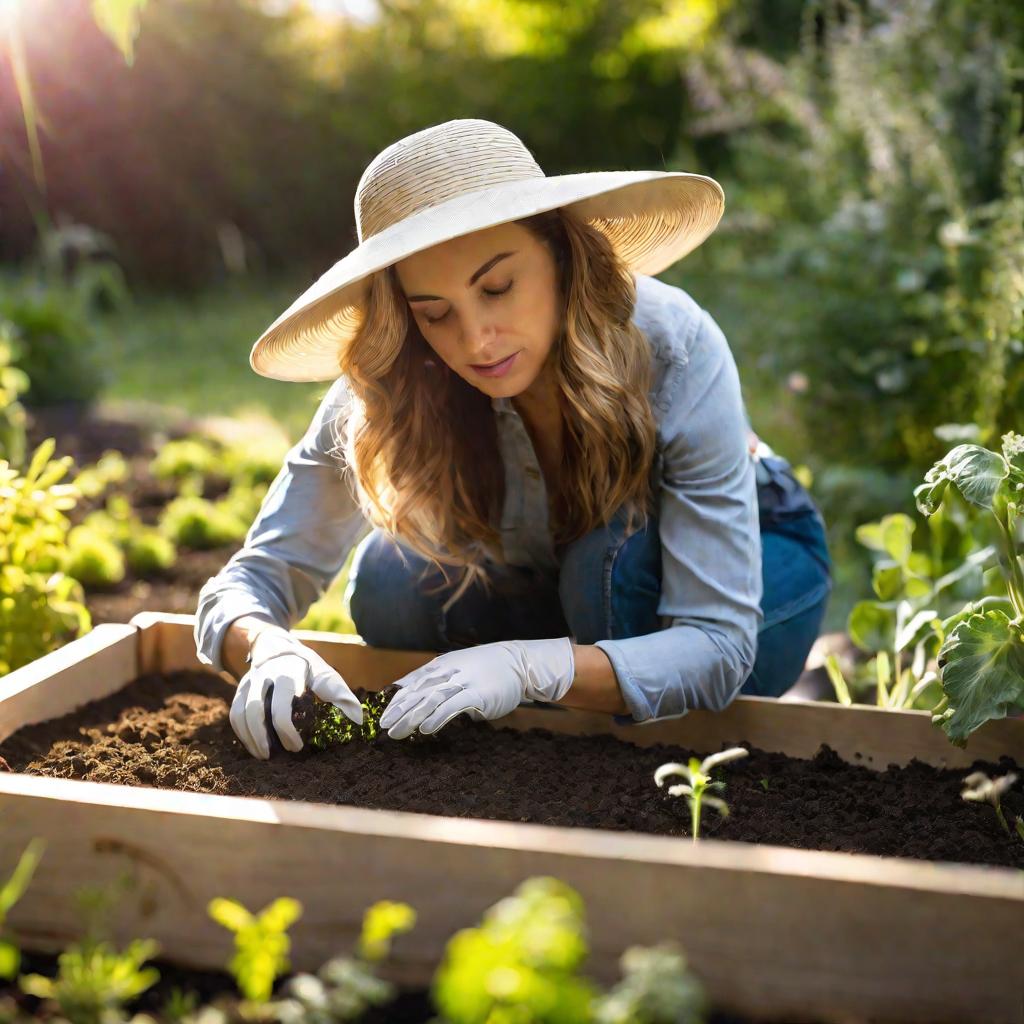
[691, 794, 702, 843]
[995, 799, 1011, 836]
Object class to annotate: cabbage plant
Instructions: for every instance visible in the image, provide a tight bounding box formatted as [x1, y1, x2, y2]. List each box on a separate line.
[914, 432, 1024, 744]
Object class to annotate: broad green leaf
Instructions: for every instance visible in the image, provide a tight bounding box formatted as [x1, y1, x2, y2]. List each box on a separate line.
[848, 601, 895, 653]
[947, 445, 1007, 510]
[915, 477, 949, 517]
[358, 900, 416, 963]
[872, 561, 902, 601]
[91, 0, 149, 65]
[935, 610, 1024, 744]
[881, 514, 914, 565]
[854, 521, 886, 552]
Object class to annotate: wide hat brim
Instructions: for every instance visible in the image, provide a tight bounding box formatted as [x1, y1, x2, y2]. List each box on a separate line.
[250, 169, 724, 382]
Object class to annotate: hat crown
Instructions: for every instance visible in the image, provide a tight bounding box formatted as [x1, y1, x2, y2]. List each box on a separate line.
[355, 119, 545, 242]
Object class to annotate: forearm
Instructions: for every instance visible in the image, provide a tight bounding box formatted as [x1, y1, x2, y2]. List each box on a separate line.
[556, 644, 629, 716]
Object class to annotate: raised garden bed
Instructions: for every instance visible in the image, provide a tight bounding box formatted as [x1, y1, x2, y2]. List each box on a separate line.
[1, 613, 1023, 1024]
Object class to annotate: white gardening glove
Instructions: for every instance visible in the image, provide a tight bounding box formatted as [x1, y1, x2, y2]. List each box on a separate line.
[378, 637, 576, 740]
[229, 624, 363, 760]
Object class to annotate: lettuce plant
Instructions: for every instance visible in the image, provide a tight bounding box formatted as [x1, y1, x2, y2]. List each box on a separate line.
[654, 748, 749, 842]
[960, 770, 1019, 838]
[65, 526, 126, 588]
[595, 942, 706, 1024]
[208, 896, 302, 1004]
[913, 433, 1024, 744]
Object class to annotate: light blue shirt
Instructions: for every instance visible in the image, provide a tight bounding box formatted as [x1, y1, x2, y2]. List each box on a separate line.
[194, 273, 764, 721]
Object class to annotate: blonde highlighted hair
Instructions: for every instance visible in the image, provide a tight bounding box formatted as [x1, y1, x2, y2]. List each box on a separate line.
[330, 207, 658, 611]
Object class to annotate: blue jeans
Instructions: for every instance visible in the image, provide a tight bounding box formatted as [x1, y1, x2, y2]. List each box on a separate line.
[347, 456, 833, 702]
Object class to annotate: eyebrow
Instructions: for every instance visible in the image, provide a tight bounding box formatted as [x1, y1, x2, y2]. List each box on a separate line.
[406, 251, 517, 302]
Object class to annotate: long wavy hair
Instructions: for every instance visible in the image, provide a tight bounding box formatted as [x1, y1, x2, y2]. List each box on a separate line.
[330, 207, 658, 611]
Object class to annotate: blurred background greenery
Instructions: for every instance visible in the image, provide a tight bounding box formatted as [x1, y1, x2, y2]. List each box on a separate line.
[1, 0, 1022, 639]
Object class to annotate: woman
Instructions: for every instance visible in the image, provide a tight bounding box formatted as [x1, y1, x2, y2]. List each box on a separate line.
[194, 118, 832, 760]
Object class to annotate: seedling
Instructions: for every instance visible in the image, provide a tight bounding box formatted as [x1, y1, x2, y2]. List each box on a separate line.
[18, 937, 161, 1024]
[654, 748, 749, 842]
[960, 770, 1019, 837]
[0, 837, 45, 981]
[759, 778, 770, 792]
[208, 896, 302, 1004]
[263, 684, 420, 757]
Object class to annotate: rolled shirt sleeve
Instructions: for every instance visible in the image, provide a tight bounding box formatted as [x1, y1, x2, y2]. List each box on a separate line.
[193, 376, 371, 674]
[594, 306, 764, 720]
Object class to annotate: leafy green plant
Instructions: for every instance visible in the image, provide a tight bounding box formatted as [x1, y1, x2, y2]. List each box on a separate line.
[158, 494, 248, 550]
[72, 451, 130, 501]
[150, 438, 221, 483]
[0, 324, 29, 468]
[65, 526, 126, 588]
[271, 900, 416, 1024]
[431, 876, 596, 1024]
[18, 937, 161, 1024]
[0, 838, 46, 981]
[654, 748, 749, 842]
[960, 770, 1019, 838]
[124, 528, 177, 576]
[0, 437, 91, 675]
[913, 433, 1024, 744]
[267, 686, 402, 755]
[208, 896, 302, 1004]
[594, 942, 706, 1024]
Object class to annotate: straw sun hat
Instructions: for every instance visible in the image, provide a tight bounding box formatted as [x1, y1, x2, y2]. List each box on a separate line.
[249, 118, 725, 382]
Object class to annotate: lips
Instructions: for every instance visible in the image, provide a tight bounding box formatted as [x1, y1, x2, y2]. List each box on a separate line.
[472, 355, 512, 369]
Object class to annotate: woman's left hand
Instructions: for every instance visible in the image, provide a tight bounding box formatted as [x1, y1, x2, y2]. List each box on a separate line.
[379, 637, 576, 739]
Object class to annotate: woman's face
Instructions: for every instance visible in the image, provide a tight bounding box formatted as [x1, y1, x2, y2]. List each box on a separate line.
[394, 221, 563, 401]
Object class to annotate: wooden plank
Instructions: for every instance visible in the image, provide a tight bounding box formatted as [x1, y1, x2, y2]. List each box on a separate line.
[145, 614, 1024, 770]
[0, 625, 138, 744]
[1, 774, 1021, 1024]
[130, 612, 436, 690]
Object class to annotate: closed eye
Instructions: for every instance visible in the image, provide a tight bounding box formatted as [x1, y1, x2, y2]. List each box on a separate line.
[423, 281, 513, 325]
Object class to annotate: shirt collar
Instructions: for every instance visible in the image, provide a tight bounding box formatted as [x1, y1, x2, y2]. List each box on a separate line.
[490, 395, 513, 413]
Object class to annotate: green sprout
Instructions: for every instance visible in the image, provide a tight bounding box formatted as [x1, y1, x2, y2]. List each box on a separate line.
[208, 896, 302, 1004]
[960, 770, 1019, 837]
[654, 748, 749, 842]
[18, 937, 161, 1024]
[0, 838, 45, 981]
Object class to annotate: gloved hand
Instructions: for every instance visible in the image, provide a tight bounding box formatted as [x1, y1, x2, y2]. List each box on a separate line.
[379, 637, 576, 740]
[229, 624, 363, 759]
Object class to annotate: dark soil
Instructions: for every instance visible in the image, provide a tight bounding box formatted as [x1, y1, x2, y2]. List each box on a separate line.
[2, 669, 1022, 869]
[24, 403, 241, 626]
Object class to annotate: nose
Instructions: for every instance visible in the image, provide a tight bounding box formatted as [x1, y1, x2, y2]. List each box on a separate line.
[460, 307, 499, 362]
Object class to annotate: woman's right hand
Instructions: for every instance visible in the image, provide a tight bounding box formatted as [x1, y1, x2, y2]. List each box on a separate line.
[229, 624, 363, 759]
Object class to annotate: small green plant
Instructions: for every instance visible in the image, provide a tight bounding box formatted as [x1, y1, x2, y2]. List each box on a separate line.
[0, 437, 91, 674]
[960, 770, 1019, 838]
[150, 438, 221, 482]
[0, 323, 29, 468]
[65, 525, 127, 588]
[0, 838, 46, 981]
[431, 876, 596, 1024]
[18, 937, 161, 1024]
[654, 748, 749, 842]
[158, 494, 248, 550]
[72, 450, 129, 500]
[914, 433, 1024, 744]
[208, 896, 302, 1004]
[124, 527, 177, 576]
[759, 778, 770, 792]
[272, 900, 416, 1023]
[595, 942, 706, 1024]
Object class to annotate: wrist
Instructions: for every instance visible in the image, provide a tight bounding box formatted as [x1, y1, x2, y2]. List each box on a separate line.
[518, 637, 576, 704]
